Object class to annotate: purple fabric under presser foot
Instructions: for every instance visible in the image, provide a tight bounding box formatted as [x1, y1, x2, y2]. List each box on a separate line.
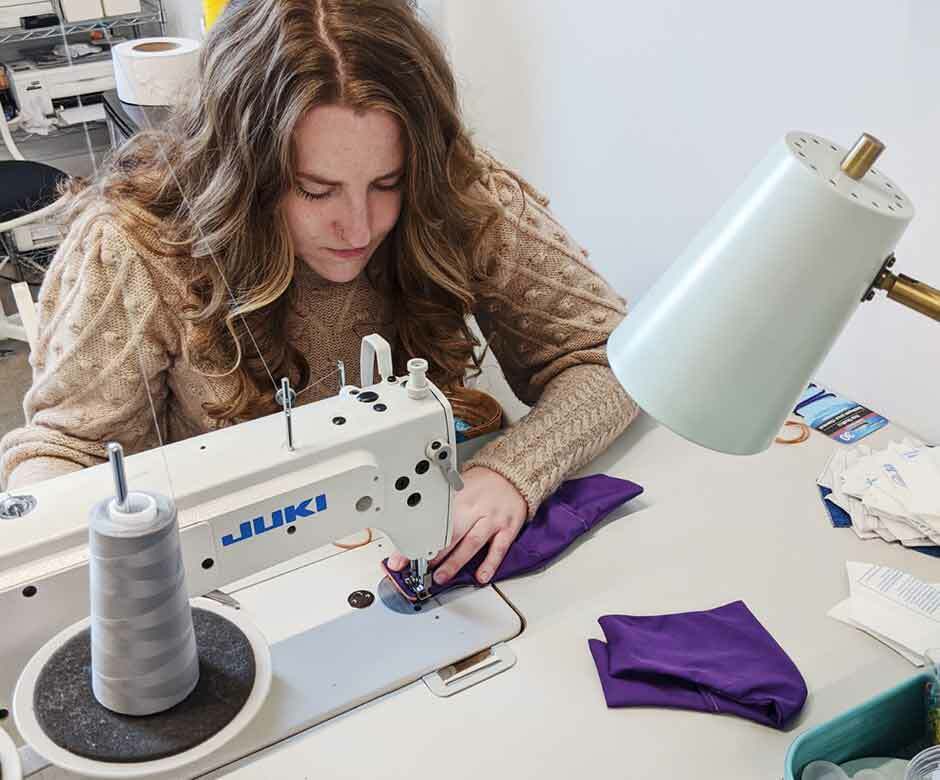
[383, 474, 644, 599]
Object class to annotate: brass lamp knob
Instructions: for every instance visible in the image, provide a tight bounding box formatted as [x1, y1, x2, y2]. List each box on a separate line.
[840, 133, 885, 180]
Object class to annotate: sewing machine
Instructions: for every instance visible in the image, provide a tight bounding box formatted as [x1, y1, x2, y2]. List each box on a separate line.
[0, 335, 521, 778]
[6, 58, 113, 123]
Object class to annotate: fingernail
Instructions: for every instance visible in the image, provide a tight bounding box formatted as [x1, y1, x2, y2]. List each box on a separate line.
[478, 569, 491, 583]
[434, 570, 448, 585]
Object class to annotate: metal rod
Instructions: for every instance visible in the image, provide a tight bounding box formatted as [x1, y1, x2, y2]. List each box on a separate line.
[278, 377, 295, 451]
[106, 442, 129, 510]
[877, 270, 940, 322]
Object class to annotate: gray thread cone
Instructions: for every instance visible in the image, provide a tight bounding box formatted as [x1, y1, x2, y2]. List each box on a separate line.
[88, 491, 199, 716]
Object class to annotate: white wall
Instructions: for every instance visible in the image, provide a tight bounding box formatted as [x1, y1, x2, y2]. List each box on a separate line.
[433, 0, 940, 443]
[162, 0, 203, 40]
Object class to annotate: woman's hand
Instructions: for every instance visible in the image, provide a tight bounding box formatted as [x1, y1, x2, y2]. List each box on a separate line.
[387, 466, 527, 585]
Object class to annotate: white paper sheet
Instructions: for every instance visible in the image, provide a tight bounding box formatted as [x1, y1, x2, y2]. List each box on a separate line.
[828, 597, 924, 665]
[828, 563, 940, 665]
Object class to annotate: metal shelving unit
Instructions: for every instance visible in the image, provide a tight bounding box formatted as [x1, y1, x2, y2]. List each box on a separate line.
[0, 0, 164, 44]
[0, 0, 166, 288]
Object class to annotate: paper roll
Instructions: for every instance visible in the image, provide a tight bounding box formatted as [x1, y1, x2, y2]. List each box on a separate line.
[113, 37, 201, 107]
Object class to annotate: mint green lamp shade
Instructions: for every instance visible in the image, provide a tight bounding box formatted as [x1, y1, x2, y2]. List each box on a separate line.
[607, 132, 913, 455]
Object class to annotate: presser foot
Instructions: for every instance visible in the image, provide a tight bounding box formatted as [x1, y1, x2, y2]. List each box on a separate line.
[406, 558, 433, 601]
[380, 558, 434, 603]
[403, 576, 432, 602]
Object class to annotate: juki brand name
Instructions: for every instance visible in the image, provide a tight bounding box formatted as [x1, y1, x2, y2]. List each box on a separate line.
[221, 495, 328, 547]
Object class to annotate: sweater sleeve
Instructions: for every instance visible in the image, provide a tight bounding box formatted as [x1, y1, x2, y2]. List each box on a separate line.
[464, 162, 639, 517]
[0, 212, 179, 490]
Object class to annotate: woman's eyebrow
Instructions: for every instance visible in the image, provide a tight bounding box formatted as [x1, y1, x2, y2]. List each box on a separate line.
[296, 167, 404, 186]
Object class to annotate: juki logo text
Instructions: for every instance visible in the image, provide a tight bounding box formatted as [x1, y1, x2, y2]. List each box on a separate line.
[221, 495, 327, 547]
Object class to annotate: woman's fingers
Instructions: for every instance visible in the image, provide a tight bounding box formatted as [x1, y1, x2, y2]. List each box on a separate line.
[433, 519, 494, 585]
[386, 510, 480, 573]
[430, 538, 458, 567]
[475, 527, 514, 584]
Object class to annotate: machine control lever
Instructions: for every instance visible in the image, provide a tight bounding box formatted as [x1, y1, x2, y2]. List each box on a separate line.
[426, 440, 463, 491]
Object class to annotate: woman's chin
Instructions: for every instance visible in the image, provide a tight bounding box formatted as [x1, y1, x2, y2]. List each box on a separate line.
[303, 253, 371, 284]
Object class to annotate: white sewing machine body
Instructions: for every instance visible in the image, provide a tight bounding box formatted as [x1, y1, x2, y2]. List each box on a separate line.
[0, 340, 522, 776]
[6, 59, 114, 118]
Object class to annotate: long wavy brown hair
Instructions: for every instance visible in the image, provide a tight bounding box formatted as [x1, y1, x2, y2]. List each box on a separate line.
[63, 0, 504, 422]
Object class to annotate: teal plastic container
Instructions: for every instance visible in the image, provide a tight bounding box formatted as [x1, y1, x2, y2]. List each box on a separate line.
[785, 673, 931, 779]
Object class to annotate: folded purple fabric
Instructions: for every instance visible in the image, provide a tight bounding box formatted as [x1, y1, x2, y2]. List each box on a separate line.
[384, 474, 643, 598]
[589, 600, 807, 730]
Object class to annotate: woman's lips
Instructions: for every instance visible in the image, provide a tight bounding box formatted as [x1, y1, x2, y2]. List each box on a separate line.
[328, 247, 368, 260]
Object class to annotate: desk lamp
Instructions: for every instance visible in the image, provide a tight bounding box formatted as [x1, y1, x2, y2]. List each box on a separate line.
[607, 131, 940, 455]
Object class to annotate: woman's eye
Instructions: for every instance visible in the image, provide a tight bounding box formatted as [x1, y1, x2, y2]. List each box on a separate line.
[295, 180, 401, 200]
[297, 186, 331, 201]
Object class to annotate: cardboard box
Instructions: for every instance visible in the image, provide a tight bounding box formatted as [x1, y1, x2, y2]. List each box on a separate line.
[101, 0, 140, 15]
[0, 1, 54, 28]
[60, 0, 104, 22]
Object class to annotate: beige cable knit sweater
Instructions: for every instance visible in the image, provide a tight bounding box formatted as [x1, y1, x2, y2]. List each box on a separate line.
[0, 156, 638, 515]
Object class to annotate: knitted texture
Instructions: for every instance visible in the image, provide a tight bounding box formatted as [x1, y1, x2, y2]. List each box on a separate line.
[464, 154, 638, 514]
[1, 154, 638, 514]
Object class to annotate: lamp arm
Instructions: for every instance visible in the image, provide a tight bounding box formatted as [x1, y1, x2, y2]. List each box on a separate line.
[878, 271, 940, 321]
[865, 255, 940, 322]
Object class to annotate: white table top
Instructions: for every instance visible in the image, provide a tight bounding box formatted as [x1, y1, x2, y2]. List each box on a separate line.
[214, 415, 937, 779]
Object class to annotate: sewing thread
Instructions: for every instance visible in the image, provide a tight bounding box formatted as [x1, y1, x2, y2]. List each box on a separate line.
[88, 491, 199, 716]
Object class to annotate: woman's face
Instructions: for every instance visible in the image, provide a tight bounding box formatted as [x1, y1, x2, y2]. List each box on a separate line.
[284, 105, 405, 283]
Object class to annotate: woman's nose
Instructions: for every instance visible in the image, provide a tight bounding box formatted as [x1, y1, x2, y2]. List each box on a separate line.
[336, 198, 370, 248]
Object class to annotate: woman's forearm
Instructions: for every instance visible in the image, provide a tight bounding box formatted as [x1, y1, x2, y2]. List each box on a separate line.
[463, 364, 638, 518]
[4, 454, 83, 491]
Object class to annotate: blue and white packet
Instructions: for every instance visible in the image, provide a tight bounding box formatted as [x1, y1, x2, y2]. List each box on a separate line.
[795, 383, 888, 444]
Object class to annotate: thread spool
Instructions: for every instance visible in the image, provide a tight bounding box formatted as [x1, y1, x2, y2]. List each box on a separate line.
[14, 443, 271, 775]
[88, 489, 200, 716]
[407, 358, 429, 399]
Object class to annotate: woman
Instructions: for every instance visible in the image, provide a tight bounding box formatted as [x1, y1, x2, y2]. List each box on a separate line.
[0, 0, 637, 586]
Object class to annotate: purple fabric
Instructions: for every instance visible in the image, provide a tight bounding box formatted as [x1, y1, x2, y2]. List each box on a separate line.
[384, 474, 643, 598]
[589, 601, 807, 730]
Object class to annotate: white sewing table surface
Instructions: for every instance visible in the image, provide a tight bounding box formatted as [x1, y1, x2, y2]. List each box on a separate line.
[184, 413, 932, 780]
[32, 415, 931, 780]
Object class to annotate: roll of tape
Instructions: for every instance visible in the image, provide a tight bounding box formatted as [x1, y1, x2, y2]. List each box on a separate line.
[113, 37, 201, 107]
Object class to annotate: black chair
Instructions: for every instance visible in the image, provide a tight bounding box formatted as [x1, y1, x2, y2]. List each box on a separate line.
[0, 159, 68, 225]
[0, 154, 67, 348]
[0, 159, 68, 284]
